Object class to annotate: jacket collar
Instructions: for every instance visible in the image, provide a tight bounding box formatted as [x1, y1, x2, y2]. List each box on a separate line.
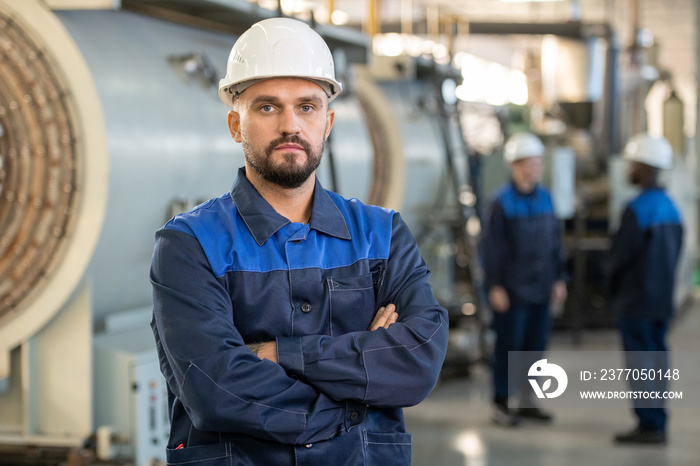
[230, 167, 351, 246]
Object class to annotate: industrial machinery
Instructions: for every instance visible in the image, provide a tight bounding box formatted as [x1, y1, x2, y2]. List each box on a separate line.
[0, 1, 486, 463]
[0, 2, 694, 464]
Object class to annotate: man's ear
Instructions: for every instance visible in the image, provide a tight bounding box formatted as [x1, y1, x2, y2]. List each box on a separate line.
[227, 110, 242, 142]
[324, 108, 335, 141]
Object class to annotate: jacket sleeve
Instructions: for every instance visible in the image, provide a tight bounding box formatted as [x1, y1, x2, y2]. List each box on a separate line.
[481, 200, 508, 290]
[275, 213, 449, 407]
[606, 207, 643, 296]
[151, 228, 348, 445]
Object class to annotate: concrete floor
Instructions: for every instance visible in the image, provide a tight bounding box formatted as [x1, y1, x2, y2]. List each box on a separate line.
[405, 294, 700, 466]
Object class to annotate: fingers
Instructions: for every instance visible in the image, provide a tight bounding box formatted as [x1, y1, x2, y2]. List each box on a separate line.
[559, 284, 568, 302]
[369, 304, 398, 331]
[551, 281, 568, 305]
[489, 287, 510, 313]
[384, 305, 399, 327]
[369, 305, 391, 331]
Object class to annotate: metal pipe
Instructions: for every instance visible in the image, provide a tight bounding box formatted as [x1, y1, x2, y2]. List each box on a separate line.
[367, 0, 380, 37]
[427, 1, 439, 42]
[401, 0, 412, 35]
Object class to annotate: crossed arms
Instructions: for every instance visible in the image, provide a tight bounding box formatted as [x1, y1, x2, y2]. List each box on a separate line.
[247, 304, 399, 362]
[151, 214, 448, 445]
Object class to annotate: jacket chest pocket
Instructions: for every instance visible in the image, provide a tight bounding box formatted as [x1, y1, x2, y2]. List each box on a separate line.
[327, 274, 378, 336]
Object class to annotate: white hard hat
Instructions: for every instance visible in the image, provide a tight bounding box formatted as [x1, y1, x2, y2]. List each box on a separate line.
[218, 17, 343, 108]
[623, 133, 673, 169]
[504, 132, 545, 163]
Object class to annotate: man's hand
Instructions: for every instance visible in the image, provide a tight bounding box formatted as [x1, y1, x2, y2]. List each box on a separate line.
[247, 305, 399, 362]
[489, 286, 510, 313]
[247, 341, 278, 363]
[551, 280, 568, 306]
[369, 304, 398, 331]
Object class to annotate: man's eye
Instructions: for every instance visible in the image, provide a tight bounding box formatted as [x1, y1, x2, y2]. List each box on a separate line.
[300, 105, 313, 112]
[260, 105, 273, 112]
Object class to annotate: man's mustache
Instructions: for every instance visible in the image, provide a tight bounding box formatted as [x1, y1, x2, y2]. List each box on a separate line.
[266, 135, 312, 156]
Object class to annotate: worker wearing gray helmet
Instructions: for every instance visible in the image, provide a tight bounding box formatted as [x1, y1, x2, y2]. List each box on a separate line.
[150, 17, 448, 465]
[607, 133, 683, 445]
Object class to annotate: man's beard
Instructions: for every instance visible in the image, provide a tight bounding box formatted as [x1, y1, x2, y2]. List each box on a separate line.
[243, 134, 324, 189]
[628, 166, 641, 186]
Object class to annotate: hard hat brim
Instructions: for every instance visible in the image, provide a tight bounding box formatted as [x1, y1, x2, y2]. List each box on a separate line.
[218, 76, 343, 108]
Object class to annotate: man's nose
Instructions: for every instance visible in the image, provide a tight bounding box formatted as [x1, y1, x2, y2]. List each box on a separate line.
[278, 108, 301, 134]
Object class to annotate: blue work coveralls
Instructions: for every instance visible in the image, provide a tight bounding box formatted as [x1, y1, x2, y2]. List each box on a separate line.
[607, 186, 683, 433]
[150, 168, 449, 465]
[481, 181, 567, 403]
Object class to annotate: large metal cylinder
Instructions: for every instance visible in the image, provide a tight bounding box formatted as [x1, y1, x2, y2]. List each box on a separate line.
[0, 0, 107, 385]
[0, 0, 455, 452]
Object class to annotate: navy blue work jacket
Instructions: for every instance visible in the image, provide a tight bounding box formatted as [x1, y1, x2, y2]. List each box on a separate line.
[481, 181, 567, 306]
[607, 187, 683, 320]
[150, 168, 449, 465]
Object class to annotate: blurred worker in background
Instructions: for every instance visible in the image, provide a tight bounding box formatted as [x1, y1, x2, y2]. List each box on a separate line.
[149, 17, 448, 465]
[607, 133, 683, 445]
[482, 132, 568, 427]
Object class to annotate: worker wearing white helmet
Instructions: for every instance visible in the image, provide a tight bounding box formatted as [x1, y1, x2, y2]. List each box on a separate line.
[622, 132, 673, 169]
[151, 17, 448, 466]
[503, 131, 546, 163]
[482, 131, 568, 427]
[218, 17, 343, 106]
[608, 133, 682, 445]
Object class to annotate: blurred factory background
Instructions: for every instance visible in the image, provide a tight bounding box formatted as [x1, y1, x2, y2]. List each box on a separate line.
[0, 0, 698, 464]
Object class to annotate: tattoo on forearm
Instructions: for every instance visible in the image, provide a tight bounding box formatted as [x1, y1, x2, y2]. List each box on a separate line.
[248, 342, 262, 356]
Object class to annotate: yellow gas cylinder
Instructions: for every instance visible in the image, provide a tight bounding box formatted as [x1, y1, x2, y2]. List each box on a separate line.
[662, 89, 685, 156]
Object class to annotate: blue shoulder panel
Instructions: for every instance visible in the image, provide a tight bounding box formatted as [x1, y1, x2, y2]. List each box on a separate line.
[326, 191, 394, 261]
[162, 191, 394, 277]
[493, 184, 554, 219]
[629, 189, 682, 230]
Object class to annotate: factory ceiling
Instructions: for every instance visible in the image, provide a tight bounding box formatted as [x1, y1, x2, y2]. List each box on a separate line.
[116, 0, 619, 57]
[119, 0, 370, 62]
[115, 0, 623, 35]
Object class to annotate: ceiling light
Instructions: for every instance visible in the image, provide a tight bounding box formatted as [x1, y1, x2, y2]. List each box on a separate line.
[373, 33, 404, 57]
[331, 10, 349, 25]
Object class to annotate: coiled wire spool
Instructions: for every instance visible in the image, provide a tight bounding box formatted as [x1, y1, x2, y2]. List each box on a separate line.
[0, 0, 107, 389]
[0, 10, 79, 322]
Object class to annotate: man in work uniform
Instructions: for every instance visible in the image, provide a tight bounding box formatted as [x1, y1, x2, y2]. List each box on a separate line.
[150, 17, 449, 465]
[482, 132, 568, 427]
[607, 133, 683, 445]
